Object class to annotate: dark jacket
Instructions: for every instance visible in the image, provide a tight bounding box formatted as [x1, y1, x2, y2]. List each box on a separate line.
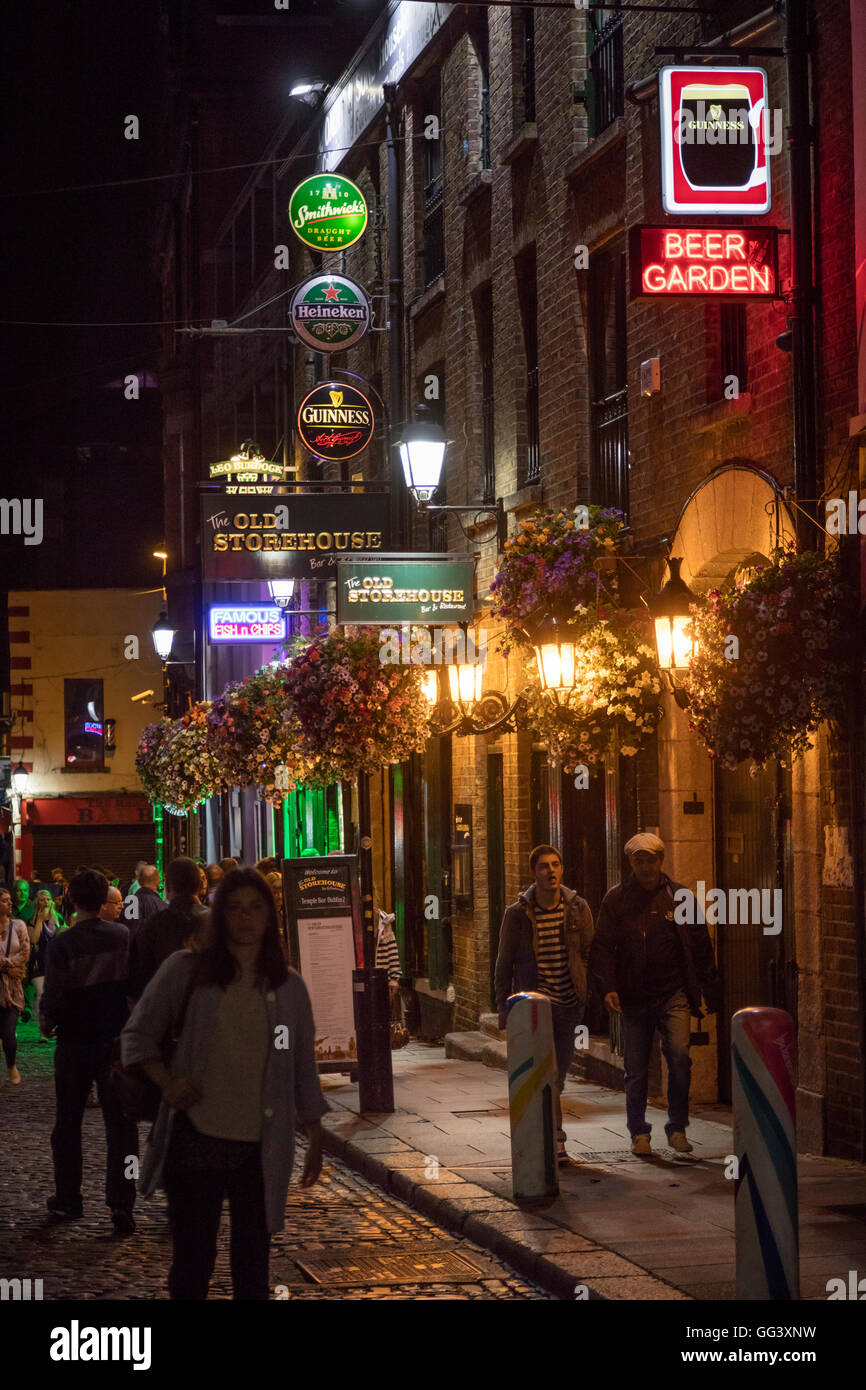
[128, 899, 210, 1001]
[494, 883, 594, 1012]
[122, 885, 164, 933]
[40, 916, 131, 1042]
[589, 873, 721, 1015]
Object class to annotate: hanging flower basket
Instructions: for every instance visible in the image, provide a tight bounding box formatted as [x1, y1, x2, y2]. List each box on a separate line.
[521, 618, 663, 769]
[135, 718, 174, 804]
[683, 548, 856, 770]
[206, 663, 309, 803]
[136, 702, 223, 810]
[489, 504, 627, 649]
[282, 628, 430, 785]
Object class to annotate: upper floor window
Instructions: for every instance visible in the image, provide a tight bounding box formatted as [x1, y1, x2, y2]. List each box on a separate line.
[719, 304, 748, 400]
[516, 248, 540, 485]
[421, 69, 444, 288]
[65, 679, 105, 771]
[589, 6, 624, 137]
[588, 243, 628, 515]
[522, 7, 536, 123]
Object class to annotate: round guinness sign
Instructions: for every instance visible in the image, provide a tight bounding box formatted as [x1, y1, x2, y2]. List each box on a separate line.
[288, 174, 368, 252]
[297, 382, 375, 463]
[290, 274, 371, 352]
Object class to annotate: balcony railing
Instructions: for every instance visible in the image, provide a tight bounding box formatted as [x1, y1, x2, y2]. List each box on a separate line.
[590, 11, 624, 137]
[525, 365, 540, 484]
[422, 173, 445, 289]
[481, 358, 495, 501]
[590, 386, 628, 514]
[522, 9, 536, 123]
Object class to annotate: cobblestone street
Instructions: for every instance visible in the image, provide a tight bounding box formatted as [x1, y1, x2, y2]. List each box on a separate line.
[1, 1023, 549, 1301]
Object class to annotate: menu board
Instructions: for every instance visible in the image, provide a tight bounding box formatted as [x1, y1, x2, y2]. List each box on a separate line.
[282, 857, 363, 1066]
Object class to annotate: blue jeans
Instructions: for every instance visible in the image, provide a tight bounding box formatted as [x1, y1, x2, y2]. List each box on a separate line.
[622, 991, 692, 1138]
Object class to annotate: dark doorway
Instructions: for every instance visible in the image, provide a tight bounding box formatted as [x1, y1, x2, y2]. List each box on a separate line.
[715, 760, 795, 1099]
[487, 752, 506, 1010]
[559, 765, 608, 918]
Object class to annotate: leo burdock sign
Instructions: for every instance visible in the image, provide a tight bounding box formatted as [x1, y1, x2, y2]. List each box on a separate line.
[282, 856, 363, 1067]
[288, 174, 368, 251]
[200, 492, 389, 581]
[296, 382, 375, 463]
[290, 274, 371, 352]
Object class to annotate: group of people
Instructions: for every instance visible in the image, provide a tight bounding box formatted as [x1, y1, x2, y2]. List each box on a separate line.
[495, 834, 721, 1163]
[0, 856, 324, 1300]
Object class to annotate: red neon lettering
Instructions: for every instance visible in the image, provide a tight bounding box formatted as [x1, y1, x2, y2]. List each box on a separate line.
[667, 264, 688, 292]
[725, 233, 746, 260]
[684, 232, 703, 257]
[730, 265, 749, 291]
[644, 264, 667, 291]
[663, 232, 683, 258]
[704, 233, 723, 259]
[709, 265, 729, 291]
[687, 263, 709, 291]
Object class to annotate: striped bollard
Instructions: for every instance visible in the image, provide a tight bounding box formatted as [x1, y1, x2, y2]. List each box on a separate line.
[506, 991, 559, 1204]
[731, 1007, 799, 1299]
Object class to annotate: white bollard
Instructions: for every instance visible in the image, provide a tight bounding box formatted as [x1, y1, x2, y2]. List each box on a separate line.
[506, 991, 559, 1204]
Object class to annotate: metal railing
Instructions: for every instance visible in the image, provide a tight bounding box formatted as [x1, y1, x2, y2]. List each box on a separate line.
[590, 386, 628, 514]
[481, 358, 495, 501]
[525, 364, 540, 483]
[522, 8, 536, 123]
[590, 11, 624, 136]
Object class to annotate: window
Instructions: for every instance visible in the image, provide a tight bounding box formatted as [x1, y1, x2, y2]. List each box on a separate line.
[589, 6, 624, 137]
[516, 248, 540, 485]
[589, 244, 628, 515]
[421, 70, 444, 288]
[64, 679, 105, 771]
[720, 304, 748, 398]
[476, 284, 495, 502]
[424, 372, 447, 550]
[522, 7, 536, 123]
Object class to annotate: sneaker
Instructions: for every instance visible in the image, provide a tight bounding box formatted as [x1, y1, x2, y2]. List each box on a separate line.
[7, 1065, 21, 1085]
[668, 1131, 693, 1153]
[46, 1196, 83, 1219]
[557, 1147, 579, 1168]
[631, 1133, 653, 1156]
[111, 1210, 136, 1237]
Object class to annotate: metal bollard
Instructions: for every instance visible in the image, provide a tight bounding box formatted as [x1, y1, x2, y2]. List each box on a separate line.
[352, 967, 394, 1115]
[506, 991, 559, 1204]
[731, 1006, 799, 1299]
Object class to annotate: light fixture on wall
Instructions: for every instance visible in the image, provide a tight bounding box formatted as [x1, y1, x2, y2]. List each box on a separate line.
[400, 407, 507, 549]
[651, 557, 697, 707]
[151, 612, 177, 664]
[268, 577, 296, 609]
[11, 760, 29, 797]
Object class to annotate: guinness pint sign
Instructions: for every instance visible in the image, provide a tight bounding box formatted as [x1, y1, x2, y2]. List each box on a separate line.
[290, 274, 371, 352]
[297, 382, 375, 463]
[288, 174, 368, 251]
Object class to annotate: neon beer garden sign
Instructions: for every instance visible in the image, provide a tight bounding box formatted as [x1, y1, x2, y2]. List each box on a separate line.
[630, 226, 779, 299]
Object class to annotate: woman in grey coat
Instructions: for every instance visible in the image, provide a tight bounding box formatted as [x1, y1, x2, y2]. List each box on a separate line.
[121, 866, 328, 1300]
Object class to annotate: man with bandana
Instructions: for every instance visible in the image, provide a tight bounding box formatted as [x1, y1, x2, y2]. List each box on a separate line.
[589, 833, 721, 1156]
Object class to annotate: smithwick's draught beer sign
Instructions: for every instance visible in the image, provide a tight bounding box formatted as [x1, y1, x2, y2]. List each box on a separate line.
[629, 226, 779, 299]
[296, 382, 375, 462]
[290, 274, 371, 352]
[200, 492, 390, 581]
[659, 66, 771, 214]
[335, 555, 475, 625]
[288, 173, 368, 251]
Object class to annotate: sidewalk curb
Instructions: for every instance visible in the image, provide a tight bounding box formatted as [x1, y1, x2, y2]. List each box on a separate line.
[320, 1121, 691, 1301]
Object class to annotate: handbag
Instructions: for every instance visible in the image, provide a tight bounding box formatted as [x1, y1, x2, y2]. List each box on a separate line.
[108, 962, 199, 1122]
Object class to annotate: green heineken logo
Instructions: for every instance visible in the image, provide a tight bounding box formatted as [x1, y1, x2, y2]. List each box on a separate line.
[290, 274, 371, 351]
[288, 174, 368, 251]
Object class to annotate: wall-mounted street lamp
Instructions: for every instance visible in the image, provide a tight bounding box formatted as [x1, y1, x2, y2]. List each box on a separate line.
[268, 578, 296, 610]
[399, 411, 507, 549]
[11, 760, 29, 798]
[651, 557, 697, 707]
[289, 80, 330, 107]
[151, 612, 177, 665]
[532, 618, 579, 706]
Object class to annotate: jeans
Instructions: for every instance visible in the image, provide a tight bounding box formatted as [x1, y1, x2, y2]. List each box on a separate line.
[163, 1112, 271, 1301]
[50, 1037, 139, 1212]
[550, 1001, 583, 1145]
[0, 1005, 18, 1067]
[622, 991, 692, 1138]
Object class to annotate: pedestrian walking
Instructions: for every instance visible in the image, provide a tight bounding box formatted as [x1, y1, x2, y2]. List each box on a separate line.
[589, 833, 721, 1155]
[494, 845, 594, 1165]
[24, 889, 60, 1039]
[205, 863, 224, 904]
[121, 866, 327, 1300]
[128, 857, 211, 1002]
[40, 869, 138, 1232]
[122, 865, 164, 933]
[0, 885, 30, 1085]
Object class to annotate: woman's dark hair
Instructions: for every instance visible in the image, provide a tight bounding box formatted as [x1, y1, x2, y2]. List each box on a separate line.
[196, 867, 289, 991]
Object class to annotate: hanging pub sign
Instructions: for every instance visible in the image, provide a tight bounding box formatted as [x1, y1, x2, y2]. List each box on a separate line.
[335, 554, 475, 625]
[207, 605, 287, 643]
[288, 173, 368, 251]
[200, 492, 390, 581]
[290, 274, 371, 352]
[297, 382, 375, 462]
[659, 67, 771, 214]
[629, 226, 779, 299]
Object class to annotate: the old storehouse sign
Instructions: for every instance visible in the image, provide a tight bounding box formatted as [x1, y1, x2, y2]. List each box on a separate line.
[659, 67, 771, 214]
[297, 382, 375, 462]
[630, 226, 779, 299]
[288, 174, 368, 251]
[290, 274, 371, 352]
[200, 493, 389, 581]
[335, 555, 475, 625]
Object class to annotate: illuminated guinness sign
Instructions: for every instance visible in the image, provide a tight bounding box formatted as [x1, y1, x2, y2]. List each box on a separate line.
[296, 382, 375, 462]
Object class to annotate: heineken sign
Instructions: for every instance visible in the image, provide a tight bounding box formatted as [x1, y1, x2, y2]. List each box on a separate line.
[290, 274, 371, 352]
[297, 382, 375, 462]
[288, 174, 368, 251]
[335, 555, 475, 625]
[200, 493, 390, 582]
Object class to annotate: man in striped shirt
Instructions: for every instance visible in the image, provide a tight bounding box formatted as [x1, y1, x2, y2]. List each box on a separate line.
[495, 845, 594, 1165]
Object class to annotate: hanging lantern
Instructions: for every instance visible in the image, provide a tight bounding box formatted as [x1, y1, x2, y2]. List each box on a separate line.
[652, 557, 697, 673]
[532, 619, 578, 704]
[447, 661, 483, 715]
